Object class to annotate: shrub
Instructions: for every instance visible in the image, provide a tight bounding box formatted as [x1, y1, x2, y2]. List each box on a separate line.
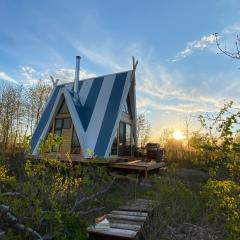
[141, 176, 206, 239]
[202, 179, 240, 239]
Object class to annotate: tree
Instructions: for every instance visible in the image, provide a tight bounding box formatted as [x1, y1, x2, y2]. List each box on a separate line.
[183, 113, 194, 152]
[25, 79, 51, 135]
[0, 85, 24, 149]
[137, 113, 151, 148]
[197, 101, 240, 182]
[214, 33, 240, 60]
[0, 80, 51, 151]
[159, 128, 173, 147]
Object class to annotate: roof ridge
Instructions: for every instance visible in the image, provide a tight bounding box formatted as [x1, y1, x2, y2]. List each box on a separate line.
[57, 69, 132, 87]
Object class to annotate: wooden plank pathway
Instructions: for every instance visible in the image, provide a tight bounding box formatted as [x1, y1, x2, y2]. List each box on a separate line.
[88, 199, 157, 240]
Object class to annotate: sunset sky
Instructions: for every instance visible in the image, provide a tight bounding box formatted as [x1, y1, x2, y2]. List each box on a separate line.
[1, 0, 240, 139]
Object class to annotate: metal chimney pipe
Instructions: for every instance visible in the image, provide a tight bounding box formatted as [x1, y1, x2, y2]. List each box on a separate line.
[74, 56, 81, 96]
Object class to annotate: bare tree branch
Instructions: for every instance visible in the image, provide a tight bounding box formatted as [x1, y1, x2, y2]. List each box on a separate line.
[0, 192, 22, 197]
[78, 207, 105, 215]
[214, 33, 240, 59]
[0, 204, 43, 240]
[71, 177, 116, 212]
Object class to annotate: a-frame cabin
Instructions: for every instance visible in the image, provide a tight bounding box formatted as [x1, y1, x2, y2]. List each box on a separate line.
[31, 57, 137, 159]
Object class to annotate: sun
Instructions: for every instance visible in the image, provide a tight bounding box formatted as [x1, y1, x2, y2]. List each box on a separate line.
[173, 130, 184, 140]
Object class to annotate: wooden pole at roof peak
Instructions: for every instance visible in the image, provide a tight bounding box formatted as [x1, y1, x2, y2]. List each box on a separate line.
[132, 56, 138, 72]
[131, 56, 138, 85]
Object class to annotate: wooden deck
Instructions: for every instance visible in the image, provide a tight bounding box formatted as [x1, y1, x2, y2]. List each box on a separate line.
[27, 154, 132, 164]
[88, 199, 157, 240]
[27, 155, 166, 179]
[110, 160, 165, 179]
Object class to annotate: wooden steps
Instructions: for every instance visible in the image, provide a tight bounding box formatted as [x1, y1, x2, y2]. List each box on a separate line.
[88, 199, 158, 240]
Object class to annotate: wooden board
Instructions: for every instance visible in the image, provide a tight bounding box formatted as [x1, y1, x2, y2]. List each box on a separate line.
[107, 214, 146, 222]
[108, 218, 144, 226]
[111, 210, 148, 217]
[88, 199, 157, 240]
[118, 199, 157, 213]
[110, 223, 141, 231]
[89, 228, 137, 239]
[110, 160, 165, 171]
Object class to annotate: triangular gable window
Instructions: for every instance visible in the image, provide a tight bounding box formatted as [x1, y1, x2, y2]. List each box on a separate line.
[58, 98, 69, 114]
[122, 95, 131, 114]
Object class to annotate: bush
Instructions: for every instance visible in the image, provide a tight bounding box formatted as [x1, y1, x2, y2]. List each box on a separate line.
[140, 176, 206, 239]
[0, 154, 114, 239]
[202, 179, 240, 239]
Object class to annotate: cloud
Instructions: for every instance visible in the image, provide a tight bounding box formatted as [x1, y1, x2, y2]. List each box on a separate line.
[222, 22, 240, 34]
[0, 71, 17, 83]
[171, 21, 240, 62]
[21, 66, 39, 85]
[137, 97, 211, 113]
[136, 63, 222, 114]
[73, 41, 129, 72]
[54, 68, 95, 83]
[71, 37, 237, 116]
[171, 34, 215, 62]
[20, 65, 95, 85]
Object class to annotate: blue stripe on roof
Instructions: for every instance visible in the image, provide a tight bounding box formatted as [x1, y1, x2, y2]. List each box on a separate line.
[94, 72, 128, 156]
[74, 77, 104, 131]
[31, 86, 61, 152]
[82, 77, 104, 130]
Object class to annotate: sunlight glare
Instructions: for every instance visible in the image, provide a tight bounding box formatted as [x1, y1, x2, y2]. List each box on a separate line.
[173, 130, 184, 140]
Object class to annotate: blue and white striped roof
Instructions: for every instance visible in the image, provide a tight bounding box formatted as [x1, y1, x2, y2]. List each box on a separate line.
[31, 70, 135, 157]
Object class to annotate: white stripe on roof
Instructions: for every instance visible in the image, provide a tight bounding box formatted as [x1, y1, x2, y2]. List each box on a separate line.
[78, 79, 94, 106]
[86, 74, 116, 151]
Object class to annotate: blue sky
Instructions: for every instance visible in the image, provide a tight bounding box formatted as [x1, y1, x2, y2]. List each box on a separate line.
[1, 0, 240, 138]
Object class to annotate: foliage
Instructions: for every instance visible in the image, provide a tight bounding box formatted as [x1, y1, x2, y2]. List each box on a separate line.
[144, 176, 204, 223]
[0, 135, 114, 239]
[137, 113, 151, 147]
[141, 176, 208, 240]
[195, 101, 240, 181]
[38, 132, 64, 155]
[190, 101, 240, 239]
[0, 80, 51, 152]
[202, 179, 240, 239]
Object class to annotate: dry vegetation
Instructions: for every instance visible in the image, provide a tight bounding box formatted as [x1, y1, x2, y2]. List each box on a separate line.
[0, 81, 239, 239]
[0, 80, 51, 152]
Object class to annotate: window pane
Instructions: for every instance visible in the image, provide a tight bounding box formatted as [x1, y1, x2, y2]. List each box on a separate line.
[58, 99, 69, 114]
[122, 96, 131, 114]
[52, 130, 62, 152]
[63, 118, 72, 129]
[54, 129, 62, 136]
[55, 119, 62, 129]
[126, 124, 131, 156]
[122, 101, 129, 113]
[118, 122, 125, 156]
[118, 122, 132, 156]
[48, 123, 53, 133]
[71, 127, 81, 154]
[111, 130, 118, 155]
